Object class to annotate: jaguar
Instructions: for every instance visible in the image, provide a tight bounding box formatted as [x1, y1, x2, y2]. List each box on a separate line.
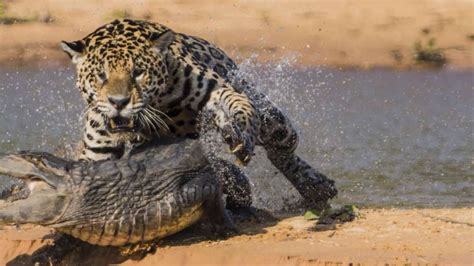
[61, 19, 337, 207]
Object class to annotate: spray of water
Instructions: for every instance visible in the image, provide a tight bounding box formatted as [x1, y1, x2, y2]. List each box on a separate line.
[0, 60, 472, 210]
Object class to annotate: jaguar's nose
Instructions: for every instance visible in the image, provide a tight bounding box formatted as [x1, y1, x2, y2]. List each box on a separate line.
[108, 95, 130, 110]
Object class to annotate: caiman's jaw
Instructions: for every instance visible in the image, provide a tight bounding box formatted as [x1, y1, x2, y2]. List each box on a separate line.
[0, 153, 71, 225]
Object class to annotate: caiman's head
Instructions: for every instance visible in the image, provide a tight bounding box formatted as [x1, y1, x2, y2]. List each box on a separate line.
[0, 152, 71, 225]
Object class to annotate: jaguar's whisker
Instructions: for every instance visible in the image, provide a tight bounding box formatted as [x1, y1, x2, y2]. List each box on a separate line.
[147, 105, 173, 122]
[145, 107, 170, 130]
[145, 109, 165, 130]
[138, 114, 152, 135]
[144, 108, 169, 132]
[141, 111, 160, 136]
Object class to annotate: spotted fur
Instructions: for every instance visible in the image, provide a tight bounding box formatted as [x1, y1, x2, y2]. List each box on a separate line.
[62, 19, 337, 206]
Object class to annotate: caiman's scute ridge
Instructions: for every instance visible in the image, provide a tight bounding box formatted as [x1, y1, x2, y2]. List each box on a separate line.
[0, 139, 233, 246]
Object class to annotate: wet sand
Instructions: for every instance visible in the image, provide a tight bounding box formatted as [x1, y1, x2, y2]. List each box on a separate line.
[0, 0, 472, 69]
[1, 208, 472, 265]
[0, 1, 473, 265]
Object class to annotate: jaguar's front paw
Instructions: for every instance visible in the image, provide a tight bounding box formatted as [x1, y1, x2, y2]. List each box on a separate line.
[221, 123, 255, 165]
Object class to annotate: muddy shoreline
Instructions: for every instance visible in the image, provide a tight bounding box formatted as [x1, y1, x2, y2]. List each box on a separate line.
[0, 0, 473, 69]
[0, 208, 472, 265]
[0, 1, 472, 265]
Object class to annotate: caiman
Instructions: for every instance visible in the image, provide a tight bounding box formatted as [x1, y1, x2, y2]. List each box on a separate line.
[0, 138, 243, 246]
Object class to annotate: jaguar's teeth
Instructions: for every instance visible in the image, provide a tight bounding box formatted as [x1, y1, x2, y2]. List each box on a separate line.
[110, 120, 117, 129]
[128, 119, 134, 128]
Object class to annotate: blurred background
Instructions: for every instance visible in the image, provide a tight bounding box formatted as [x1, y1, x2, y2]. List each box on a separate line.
[0, 0, 472, 68]
[0, 0, 472, 210]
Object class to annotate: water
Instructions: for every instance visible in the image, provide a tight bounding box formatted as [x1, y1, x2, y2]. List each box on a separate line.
[0, 68, 83, 153]
[0, 64, 472, 209]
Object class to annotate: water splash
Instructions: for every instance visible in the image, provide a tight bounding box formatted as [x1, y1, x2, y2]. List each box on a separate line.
[0, 67, 84, 157]
[232, 57, 473, 209]
[0, 61, 472, 210]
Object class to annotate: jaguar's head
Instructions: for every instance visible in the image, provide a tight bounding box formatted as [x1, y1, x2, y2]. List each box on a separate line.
[61, 19, 173, 135]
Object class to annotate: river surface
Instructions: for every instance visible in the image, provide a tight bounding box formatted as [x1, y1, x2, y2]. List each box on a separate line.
[0, 63, 472, 209]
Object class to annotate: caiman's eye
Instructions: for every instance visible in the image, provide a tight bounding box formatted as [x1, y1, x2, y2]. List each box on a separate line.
[132, 68, 145, 79]
[25, 155, 40, 164]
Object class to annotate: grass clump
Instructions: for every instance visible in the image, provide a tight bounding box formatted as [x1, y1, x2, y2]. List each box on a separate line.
[0, 1, 34, 25]
[413, 38, 447, 67]
[106, 9, 132, 20]
[0, 16, 30, 25]
[305, 205, 361, 231]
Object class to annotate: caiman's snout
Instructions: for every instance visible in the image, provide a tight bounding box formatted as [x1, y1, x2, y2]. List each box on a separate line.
[0, 153, 70, 225]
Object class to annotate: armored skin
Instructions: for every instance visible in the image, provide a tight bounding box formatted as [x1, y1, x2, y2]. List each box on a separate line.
[0, 139, 237, 246]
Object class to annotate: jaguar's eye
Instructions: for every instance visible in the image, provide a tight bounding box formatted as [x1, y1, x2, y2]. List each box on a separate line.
[132, 68, 145, 79]
[97, 72, 107, 82]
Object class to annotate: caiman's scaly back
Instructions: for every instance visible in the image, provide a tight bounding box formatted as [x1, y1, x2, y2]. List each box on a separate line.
[0, 139, 235, 246]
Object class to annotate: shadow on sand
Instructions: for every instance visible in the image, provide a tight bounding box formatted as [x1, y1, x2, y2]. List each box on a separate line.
[7, 209, 278, 266]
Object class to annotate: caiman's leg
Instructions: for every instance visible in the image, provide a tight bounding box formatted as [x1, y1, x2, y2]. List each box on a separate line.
[251, 90, 338, 209]
[122, 169, 236, 256]
[28, 234, 82, 265]
[186, 170, 237, 235]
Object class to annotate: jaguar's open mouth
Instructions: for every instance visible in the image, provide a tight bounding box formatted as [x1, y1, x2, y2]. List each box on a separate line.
[106, 116, 140, 133]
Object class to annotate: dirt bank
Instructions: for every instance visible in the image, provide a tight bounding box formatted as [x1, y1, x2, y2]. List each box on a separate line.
[0, 0, 472, 69]
[1, 208, 472, 265]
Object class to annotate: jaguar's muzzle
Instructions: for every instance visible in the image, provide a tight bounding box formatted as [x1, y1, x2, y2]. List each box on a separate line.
[106, 116, 141, 133]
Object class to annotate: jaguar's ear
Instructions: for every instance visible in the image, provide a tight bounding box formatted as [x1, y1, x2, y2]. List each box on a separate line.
[150, 30, 175, 53]
[60, 40, 85, 64]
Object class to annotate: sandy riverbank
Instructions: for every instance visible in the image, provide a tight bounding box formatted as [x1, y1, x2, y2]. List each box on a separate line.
[0, 208, 472, 265]
[0, 0, 472, 69]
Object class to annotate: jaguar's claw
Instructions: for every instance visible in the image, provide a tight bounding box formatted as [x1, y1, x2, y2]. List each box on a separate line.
[223, 134, 232, 143]
[243, 154, 251, 163]
[221, 123, 255, 164]
[230, 143, 244, 153]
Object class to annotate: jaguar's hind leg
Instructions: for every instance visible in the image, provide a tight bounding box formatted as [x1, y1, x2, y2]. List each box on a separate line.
[256, 94, 337, 208]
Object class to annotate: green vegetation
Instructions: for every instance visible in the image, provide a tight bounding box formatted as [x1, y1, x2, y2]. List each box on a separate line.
[0, 0, 48, 25]
[305, 205, 360, 231]
[106, 9, 132, 20]
[303, 209, 319, 220]
[0, 1, 4, 17]
[0, 15, 30, 25]
[0, 0, 25, 24]
[104, 9, 155, 21]
[413, 38, 447, 67]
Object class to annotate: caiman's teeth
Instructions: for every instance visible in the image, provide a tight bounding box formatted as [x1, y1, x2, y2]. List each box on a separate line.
[110, 120, 117, 129]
